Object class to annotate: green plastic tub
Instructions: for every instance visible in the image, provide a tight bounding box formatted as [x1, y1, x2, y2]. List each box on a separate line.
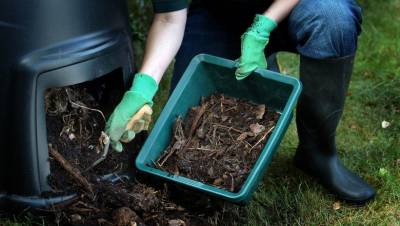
[136, 54, 302, 203]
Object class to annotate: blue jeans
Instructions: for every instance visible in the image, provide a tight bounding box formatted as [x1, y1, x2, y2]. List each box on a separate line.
[171, 0, 362, 90]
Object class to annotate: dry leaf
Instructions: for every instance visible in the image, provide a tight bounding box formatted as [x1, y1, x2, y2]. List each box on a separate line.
[221, 115, 229, 122]
[213, 178, 223, 186]
[381, 120, 390, 128]
[332, 201, 341, 210]
[250, 123, 265, 136]
[255, 104, 266, 119]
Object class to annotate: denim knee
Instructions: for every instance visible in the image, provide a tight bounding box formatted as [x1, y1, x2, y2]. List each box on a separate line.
[288, 0, 362, 58]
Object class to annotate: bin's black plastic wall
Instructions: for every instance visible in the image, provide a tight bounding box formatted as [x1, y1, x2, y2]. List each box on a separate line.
[0, 0, 134, 205]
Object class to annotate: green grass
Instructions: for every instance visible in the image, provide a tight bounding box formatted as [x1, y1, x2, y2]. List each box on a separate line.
[242, 0, 400, 225]
[2, 0, 399, 225]
[0, 214, 47, 226]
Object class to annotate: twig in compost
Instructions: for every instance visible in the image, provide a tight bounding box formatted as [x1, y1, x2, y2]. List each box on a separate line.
[65, 88, 106, 123]
[224, 106, 237, 112]
[65, 88, 112, 169]
[212, 124, 244, 133]
[158, 118, 186, 167]
[84, 131, 110, 172]
[229, 173, 235, 192]
[48, 144, 93, 193]
[175, 103, 208, 156]
[158, 149, 177, 167]
[249, 126, 275, 152]
[70, 201, 101, 213]
[153, 160, 163, 170]
[188, 102, 208, 137]
[220, 95, 224, 113]
[187, 147, 216, 151]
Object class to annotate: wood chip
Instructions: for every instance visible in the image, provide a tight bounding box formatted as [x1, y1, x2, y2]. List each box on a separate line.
[168, 219, 186, 226]
[255, 104, 266, 119]
[207, 167, 214, 176]
[236, 132, 249, 141]
[196, 121, 206, 139]
[69, 214, 82, 224]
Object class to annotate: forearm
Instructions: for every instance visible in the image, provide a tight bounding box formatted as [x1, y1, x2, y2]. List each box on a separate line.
[139, 9, 187, 84]
[263, 0, 299, 22]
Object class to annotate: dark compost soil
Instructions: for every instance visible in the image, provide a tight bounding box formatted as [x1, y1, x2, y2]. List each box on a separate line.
[46, 77, 256, 226]
[157, 94, 279, 192]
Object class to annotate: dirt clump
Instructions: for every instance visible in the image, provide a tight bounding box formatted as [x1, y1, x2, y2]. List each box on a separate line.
[157, 94, 279, 192]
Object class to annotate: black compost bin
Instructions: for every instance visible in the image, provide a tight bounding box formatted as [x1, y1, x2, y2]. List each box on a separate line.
[0, 0, 134, 208]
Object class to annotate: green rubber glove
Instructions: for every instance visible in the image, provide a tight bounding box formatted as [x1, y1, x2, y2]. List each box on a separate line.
[235, 14, 277, 80]
[105, 73, 158, 152]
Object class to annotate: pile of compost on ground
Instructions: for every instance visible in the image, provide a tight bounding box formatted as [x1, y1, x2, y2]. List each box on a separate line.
[43, 82, 278, 226]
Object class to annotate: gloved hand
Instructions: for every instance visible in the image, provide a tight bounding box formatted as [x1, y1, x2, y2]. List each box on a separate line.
[235, 14, 277, 80]
[105, 73, 158, 152]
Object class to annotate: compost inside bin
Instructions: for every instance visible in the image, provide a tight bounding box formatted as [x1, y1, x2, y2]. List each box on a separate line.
[156, 94, 280, 192]
[45, 79, 246, 226]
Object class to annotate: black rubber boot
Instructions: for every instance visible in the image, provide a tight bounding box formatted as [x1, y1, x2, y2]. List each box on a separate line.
[294, 55, 375, 204]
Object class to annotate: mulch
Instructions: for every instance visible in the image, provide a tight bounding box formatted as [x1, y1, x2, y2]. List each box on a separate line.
[157, 94, 279, 192]
[41, 82, 278, 226]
